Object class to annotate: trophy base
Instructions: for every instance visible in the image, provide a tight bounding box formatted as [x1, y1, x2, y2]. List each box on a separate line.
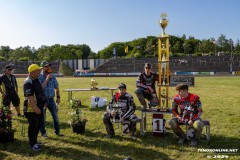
[157, 107, 170, 112]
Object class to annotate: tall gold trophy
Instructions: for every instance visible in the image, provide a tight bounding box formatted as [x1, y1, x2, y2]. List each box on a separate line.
[158, 13, 170, 111]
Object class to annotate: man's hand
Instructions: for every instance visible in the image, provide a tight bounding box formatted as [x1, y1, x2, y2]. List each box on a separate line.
[34, 107, 41, 115]
[111, 110, 116, 117]
[147, 86, 154, 93]
[46, 73, 52, 80]
[177, 117, 183, 123]
[56, 97, 60, 104]
[188, 120, 193, 126]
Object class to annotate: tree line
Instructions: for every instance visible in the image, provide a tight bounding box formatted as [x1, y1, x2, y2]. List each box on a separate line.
[0, 34, 239, 61]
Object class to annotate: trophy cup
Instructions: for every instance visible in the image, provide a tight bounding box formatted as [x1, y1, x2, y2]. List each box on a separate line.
[91, 79, 98, 90]
[159, 13, 168, 36]
[112, 103, 122, 123]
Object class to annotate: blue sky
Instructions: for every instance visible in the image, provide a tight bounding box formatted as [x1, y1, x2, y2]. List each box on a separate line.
[0, 0, 239, 53]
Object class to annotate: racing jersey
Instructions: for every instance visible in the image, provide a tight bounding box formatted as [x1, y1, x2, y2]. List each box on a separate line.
[136, 72, 158, 93]
[23, 76, 46, 112]
[107, 92, 136, 120]
[172, 93, 202, 121]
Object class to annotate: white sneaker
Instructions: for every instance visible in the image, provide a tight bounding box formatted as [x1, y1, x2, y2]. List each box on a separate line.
[32, 144, 41, 151]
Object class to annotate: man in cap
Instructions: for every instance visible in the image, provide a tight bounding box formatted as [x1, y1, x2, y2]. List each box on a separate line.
[39, 61, 63, 138]
[23, 64, 46, 151]
[134, 63, 159, 111]
[103, 83, 138, 139]
[0, 65, 22, 116]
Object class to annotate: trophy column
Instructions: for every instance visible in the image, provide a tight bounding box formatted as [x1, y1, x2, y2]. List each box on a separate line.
[158, 13, 170, 111]
[140, 13, 172, 137]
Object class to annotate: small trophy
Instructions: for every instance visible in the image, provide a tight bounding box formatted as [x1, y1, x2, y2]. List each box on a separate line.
[91, 79, 98, 90]
[113, 103, 122, 123]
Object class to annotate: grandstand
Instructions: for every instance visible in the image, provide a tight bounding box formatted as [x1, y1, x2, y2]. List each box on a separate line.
[0, 61, 60, 74]
[90, 56, 240, 74]
[1, 56, 239, 75]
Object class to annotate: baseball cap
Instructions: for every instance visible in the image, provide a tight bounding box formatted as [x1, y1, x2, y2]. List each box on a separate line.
[40, 61, 51, 67]
[5, 65, 12, 70]
[144, 63, 152, 68]
[28, 64, 42, 73]
[118, 83, 126, 89]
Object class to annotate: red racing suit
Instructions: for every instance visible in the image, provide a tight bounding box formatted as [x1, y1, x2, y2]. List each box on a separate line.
[172, 93, 202, 122]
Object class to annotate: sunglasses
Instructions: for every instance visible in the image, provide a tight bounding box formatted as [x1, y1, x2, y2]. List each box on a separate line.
[145, 67, 151, 69]
[7, 69, 12, 71]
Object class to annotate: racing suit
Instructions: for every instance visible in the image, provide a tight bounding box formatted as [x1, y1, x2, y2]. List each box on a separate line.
[134, 72, 159, 109]
[169, 93, 204, 141]
[103, 92, 138, 136]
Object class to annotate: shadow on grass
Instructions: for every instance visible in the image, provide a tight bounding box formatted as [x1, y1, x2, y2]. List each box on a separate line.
[0, 151, 7, 159]
[149, 131, 240, 150]
[89, 106, 106, 111]
[15, 116, 70, 130]
[1, 130, 239, 160]
[0, 138, 116, 160]
[47, 131, 172, 160]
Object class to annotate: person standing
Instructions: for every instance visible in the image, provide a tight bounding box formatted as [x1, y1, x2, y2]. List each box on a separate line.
[169, 84, 204, 147]
[134, 63, 159, 111]
[0, 65, 23, 116]
[23, 64, 46, 151]
[39, 61, 63, 138]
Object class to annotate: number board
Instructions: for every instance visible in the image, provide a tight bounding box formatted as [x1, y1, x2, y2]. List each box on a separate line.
[152, 114, 164, 136]
[122, 120, 130, 134]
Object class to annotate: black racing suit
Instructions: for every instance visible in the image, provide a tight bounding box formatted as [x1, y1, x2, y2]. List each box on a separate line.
[102, 92, 138, 136]
[134, 72, 159, 108]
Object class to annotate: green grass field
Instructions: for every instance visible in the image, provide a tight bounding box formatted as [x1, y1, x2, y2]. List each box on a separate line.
[0, 77, 239, 160]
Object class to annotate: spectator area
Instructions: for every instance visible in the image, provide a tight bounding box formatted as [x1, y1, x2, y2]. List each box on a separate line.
[0, 61, 60, 74]
[90, 56, 240, 73]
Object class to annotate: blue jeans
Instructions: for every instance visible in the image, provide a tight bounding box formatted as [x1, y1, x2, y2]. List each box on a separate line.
[40, 98, 60, 135]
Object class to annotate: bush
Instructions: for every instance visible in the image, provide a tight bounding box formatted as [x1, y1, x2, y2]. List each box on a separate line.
[134, 52, 142, 58]
[19, 57, 29, 61]
[0, 56, 5, 61]
[172, 53, 185, 57]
